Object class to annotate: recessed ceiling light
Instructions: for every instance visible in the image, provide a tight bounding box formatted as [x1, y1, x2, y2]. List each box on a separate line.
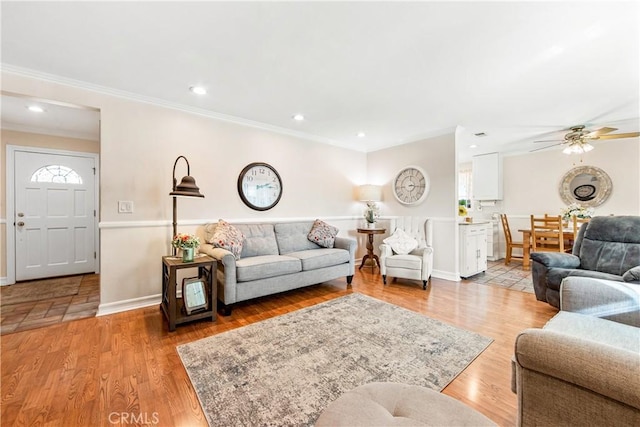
[27, 105, 44, 113]
[357, 132, 366, 138]
[469, 144, 478, 149]
[189, 86, 207, 95]
[292, 114, 305, 121]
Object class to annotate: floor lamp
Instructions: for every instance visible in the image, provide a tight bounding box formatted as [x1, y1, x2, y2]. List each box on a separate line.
[170, 155, 204, 255]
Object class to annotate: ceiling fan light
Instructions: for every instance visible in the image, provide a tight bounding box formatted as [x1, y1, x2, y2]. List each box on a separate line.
[582, 143, 594, 152]
[562, 146, 573, 155]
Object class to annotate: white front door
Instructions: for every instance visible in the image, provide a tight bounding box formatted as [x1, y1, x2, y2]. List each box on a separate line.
[14, 151, 96, 281]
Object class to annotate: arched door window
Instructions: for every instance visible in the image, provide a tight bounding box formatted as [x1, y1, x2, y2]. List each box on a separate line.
[30, 165, 83, 184]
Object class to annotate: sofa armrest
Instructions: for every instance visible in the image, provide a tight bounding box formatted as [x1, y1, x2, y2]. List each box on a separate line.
[334, 236, 356, 275]
[334, 236, 356, 254]
[561, 277, 640, 327]
[623, 265, 640, 283]
[530, 252, 581, 269]
[199, 243, 238, 304]
[515, 328, 640, 410]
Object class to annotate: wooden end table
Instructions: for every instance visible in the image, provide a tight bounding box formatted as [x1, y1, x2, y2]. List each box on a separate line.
[161, 255, 216, 331]
[357, 227, 386, 271]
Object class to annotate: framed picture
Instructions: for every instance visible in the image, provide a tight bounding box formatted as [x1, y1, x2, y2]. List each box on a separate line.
[182, 277, 208, 315]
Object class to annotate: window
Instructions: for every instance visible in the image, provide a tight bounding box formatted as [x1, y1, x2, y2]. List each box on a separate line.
[459, 166, 472, 207]
[30, 165, 83, 184]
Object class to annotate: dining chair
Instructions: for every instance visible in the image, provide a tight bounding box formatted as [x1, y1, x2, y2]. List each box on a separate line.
[531, 215, 565, 253]
[499, 214, 524, 265]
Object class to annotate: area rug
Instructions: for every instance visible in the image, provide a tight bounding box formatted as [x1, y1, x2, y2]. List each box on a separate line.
[177, 293, 493, 426]
[0, 275, 82, 305]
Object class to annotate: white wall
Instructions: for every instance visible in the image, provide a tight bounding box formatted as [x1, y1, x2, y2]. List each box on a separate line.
[1, 71, 368, 312]
[366, 133, 459, 281]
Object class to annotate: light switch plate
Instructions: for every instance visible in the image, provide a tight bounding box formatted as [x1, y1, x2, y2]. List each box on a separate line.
[118, 200, 134, 213]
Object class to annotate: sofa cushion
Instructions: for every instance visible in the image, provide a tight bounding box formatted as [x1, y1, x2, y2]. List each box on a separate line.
[209, 220, 245, 260]
[385, 254, 422, 270]
[286, 248, 350, 271]
[546, 267, 623, 291]
[578, 216, 640, 275]
[235, 255, 301, 282]
[544, 311, 640, 353]
[234, 223, 279, 258]
[275, 222, 321, 254]
[307, 219, 339, 248]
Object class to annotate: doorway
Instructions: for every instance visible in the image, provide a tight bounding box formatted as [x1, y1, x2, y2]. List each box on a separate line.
[6, 146, 100, 283]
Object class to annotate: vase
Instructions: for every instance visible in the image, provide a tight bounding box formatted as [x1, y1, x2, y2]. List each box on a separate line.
[367, 222, 376, 229]
[182, 247, 195, 263]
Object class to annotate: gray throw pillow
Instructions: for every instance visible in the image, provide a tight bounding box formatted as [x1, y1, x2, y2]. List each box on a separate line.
[622, 266, 640, 282]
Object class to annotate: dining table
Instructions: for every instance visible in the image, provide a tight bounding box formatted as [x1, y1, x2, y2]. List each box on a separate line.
[518, 228, 576, 270]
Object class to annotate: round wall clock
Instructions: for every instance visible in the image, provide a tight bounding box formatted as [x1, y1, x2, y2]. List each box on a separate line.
[237, 162, 283, 211]
[392, 166, 430, 205]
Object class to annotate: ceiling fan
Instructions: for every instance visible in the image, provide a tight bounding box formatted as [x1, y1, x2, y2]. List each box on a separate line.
[531, 125, 640, 154]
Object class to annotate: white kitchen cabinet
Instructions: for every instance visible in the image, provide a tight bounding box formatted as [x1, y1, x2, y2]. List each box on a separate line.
[472, 152, 503, 200]
[459, 223, 488, 279]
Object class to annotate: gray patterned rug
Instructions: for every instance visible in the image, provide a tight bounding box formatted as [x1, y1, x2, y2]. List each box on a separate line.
[177, 293, 493, 427]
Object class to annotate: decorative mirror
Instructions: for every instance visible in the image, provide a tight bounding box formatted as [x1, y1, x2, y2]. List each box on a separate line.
[559, 165, 612, 207]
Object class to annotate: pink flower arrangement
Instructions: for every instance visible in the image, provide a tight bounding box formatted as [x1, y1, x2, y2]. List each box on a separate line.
[171, 233, 200, 249]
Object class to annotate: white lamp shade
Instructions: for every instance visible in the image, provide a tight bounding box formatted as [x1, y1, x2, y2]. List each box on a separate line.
[357, 185, 382, 202]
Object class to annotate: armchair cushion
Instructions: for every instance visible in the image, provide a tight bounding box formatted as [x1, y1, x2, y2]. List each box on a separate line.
[623, 266, 640, 282]
[382, 228, 418, 255]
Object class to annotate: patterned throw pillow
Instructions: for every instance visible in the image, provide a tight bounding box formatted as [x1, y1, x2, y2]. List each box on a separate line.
[383, 228, 418, 255]
[209, 219, 245, 259]
[307, 219, 339, 248]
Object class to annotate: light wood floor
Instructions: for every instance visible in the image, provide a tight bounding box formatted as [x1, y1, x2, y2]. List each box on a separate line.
[1, 269, 557, 426]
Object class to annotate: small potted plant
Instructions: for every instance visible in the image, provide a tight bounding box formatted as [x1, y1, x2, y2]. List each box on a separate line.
[172, 233, 200, 262]
[364, 202, 380, 228]
[561, 203, 594, 220]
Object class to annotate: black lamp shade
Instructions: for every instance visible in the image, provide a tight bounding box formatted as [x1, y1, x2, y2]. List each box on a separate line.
[170, 175, 204, 197]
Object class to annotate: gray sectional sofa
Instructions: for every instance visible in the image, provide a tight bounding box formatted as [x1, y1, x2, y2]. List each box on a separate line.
[198, 221, 356, 315]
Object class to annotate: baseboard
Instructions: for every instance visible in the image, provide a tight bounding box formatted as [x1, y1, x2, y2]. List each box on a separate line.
[432, 269, 460, 282]
[97, 294, 161, 316]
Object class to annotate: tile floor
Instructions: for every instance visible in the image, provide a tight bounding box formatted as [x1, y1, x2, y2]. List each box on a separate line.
[463, 260, 534, 293]
[0, 274, 99, 335]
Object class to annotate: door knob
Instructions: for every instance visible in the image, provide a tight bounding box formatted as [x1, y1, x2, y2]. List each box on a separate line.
[17, 221, 25, 227]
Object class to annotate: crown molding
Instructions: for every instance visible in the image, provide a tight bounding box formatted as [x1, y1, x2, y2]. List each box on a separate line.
[1, 121, 99, 142]
[1, 64, 365, 152]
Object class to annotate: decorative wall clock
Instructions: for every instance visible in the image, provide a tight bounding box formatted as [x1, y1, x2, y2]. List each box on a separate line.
[392, 165, 430, 205]
[237, 162, 283, 211]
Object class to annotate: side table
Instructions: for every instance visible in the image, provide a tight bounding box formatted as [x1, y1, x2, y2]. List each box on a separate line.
[357, 228, 387, 271]
[161, 255, 216, 331]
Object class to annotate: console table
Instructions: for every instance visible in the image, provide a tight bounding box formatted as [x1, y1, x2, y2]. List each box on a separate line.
[357, 227, 386, 272]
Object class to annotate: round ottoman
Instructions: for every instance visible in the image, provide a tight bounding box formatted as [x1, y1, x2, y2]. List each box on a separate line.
[315, 382, 496, 426]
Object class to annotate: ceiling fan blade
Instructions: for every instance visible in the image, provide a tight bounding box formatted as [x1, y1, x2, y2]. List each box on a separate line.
[533, 139, 564, 143]
[595, 132, 640, 140]
[530, 143, 562, 152]
[587, 127, 617, 137]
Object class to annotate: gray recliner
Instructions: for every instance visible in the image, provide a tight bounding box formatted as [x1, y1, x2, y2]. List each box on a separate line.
[530, 215, 640, 308]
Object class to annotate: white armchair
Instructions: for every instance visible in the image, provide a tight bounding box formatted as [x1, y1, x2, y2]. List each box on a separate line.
[379, 217, 434, 289]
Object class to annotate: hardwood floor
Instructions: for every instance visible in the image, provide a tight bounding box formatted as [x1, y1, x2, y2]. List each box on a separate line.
[1, 269, 557, 426]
